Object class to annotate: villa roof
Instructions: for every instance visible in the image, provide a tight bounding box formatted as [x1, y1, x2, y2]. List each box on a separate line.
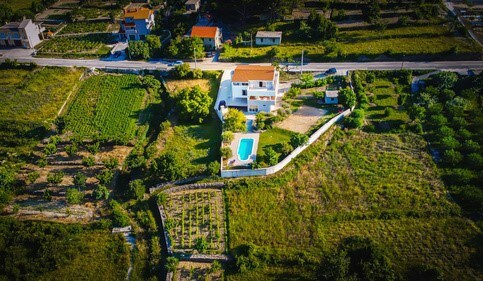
[325, 90, 339, 97]
[256, 31, 282, 38]
[0, 22, 21, 30]
[190, 26, 218, 38]
[185, 0, 200, 4]
[123, 7, 153, 20]
[232, 65, 275, 82]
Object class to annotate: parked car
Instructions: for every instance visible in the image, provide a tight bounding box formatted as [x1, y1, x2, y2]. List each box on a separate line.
[325, 68, 337, 75]
[174, 60, 183, 65]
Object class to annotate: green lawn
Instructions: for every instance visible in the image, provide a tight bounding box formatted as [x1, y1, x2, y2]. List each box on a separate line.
[225, 128, 479, 280]
[2, 0, 35, 11]
[220, 23, 480, 62]
[0, 66, 83, 156]
[65, 74, 146, 142]
[256, 127, 294, 158]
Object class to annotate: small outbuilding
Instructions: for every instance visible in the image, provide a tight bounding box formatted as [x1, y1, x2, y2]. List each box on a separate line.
[325, 90, 339, 104]
[185, 0, 200, 13]
[255, 31, 282, 46]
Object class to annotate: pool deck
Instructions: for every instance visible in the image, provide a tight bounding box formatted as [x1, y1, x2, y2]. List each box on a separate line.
[226, 133, 260, 167]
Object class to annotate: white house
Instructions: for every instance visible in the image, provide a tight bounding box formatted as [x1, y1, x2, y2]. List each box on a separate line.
[190, 26, 222, 50]
[229, 65, 280, 112]
[0, 19, 44, 49]
[255, 31, 282, 46]
[185, 0, 200, 13]
[119, 6, 155, 41]
[325, 90, 339, 104]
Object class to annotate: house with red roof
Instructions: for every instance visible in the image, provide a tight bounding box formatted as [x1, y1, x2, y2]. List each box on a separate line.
[190, 26, 222, 50]
[119, 6, 155, 41]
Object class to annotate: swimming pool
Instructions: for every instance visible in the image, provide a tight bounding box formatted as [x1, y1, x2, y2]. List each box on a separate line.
[238, 138, 254, 161]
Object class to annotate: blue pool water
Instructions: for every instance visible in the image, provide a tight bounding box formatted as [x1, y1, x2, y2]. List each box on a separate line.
[238, 138, 254, 161]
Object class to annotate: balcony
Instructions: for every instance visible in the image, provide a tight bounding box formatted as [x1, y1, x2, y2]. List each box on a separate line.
[249, 96, 275, 101]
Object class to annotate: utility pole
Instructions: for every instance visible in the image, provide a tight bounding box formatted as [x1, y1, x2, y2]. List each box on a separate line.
[300, 50, 304, 75]
[194, 47, 197, 69]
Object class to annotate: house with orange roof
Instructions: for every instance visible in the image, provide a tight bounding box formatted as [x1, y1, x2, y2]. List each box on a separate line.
[119, 6, 155, 41]
[190, 26, 222, 50]
[215, 65, 280, 113]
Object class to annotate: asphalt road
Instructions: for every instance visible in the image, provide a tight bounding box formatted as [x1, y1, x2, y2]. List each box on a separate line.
[1, 48, 483, 72]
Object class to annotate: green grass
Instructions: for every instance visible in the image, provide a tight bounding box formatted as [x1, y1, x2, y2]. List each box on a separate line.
[225, 128, 479, 280]
[157, 74, 222, 177]
[0, 66, 83, 156]
[1, 0, 35, 11]
[65, 74, 146, 142]
[220, 23, 481, 62]
[256, 127, 294, 158]
[0, 218, 129, 281]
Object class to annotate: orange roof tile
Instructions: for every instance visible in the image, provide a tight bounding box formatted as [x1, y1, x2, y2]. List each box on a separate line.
[191, 26, 218, 38]
[123, 7, 153, 20]
[232, 65, 275, 82]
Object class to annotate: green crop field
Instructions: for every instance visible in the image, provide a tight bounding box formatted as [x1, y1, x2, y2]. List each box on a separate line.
[65, 74, 146, 142]
[37, 34, 114, 58]
[225, 128, 480, 280]
[58, 22, 110, 35]
[0, 66, 83, 156]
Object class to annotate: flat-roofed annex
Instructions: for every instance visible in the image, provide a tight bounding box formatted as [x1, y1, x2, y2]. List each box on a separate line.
[232, 65, 275, 83]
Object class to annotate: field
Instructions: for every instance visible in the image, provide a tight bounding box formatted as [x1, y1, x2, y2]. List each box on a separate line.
[58, 22, 110, 35]
[0, 66, 83, 156]
[155, 75, 221, 177]
[1, 0, 35, 11]
[37, 34, 114, 58]
[0, 218, 129, 281]
[220, 23, 480, 62]
[65, 74, 146, 142]
[164, 189, 226, 254]
[224, 127, 481, 280]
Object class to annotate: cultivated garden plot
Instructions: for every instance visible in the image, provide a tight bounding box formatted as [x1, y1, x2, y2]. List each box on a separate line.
[175, 261, 223, 281]
[65, 74, 146, 142]
[37, 34, 115, 58]
[164, 189, 226, 254]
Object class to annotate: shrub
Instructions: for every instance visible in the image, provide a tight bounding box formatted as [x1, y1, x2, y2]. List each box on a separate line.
[384, 107, 395, 117]
[96, 169, 114, 185]
[440, 136, 461, 150]
[93, 184, 110, 200]
[47, 172, 64, 185]
[37, 157, 47, 168]
[44, 143, 57, 156]
[290, 133, 309, 147]
[462, 140, 480, 153]
[466, 153, 483, 169]
[313, 91, 325, 100]
[222, 131, 234, 144]
[207, 161, 220, 177]
[172, 63, 191, 78]
[221, 147, 233, 159]
[82, 156, 95, 167]
[263, 147, 280, 166]
[103, 157, 119, 169]
[444, 169, 477, 185]
[157, 193, 167, 205]
[165, 257, 179, 272]
[86, 142, 100, 154]
[339, 88, 357, 109]
[110, 200, 130, 227]
[128, 40, 150, 60]
[442, 149, 463, 166]
[153, 152, 186, 181]
[194, 237, 208, 253]
[73, 172, 87, 189]
[191, 68, 203, 79]
[223, 108, 246, 132]
[27, 171, 40, 184]
[66, 188, 84, 204]
[65, 143, 78, 156]
[285, 87, 301, 99]
[129, 179, 145, 200]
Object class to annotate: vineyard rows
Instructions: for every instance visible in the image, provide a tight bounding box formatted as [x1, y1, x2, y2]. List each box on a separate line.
[165, 190, 226, 254]
[65, 74, 145, 142]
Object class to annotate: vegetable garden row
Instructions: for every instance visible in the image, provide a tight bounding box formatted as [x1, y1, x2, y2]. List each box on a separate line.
[65, 74, 146, 142]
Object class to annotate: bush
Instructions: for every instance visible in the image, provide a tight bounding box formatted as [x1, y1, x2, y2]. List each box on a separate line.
[44, 143, 57, 156]
[129, 179, 145, 200]
[223, 108, 246, 132]
[103, 157, 119, 169]
[128, 40, 150, 60]
[442, 149, 462, 166]
[110, 200, 130, 227]
[73, 172, 87, 189]
[384, 107, 395, 117]
[82, 156, 95, 167]
[27, 171, 40, 184]
[37, 157, 47, 168]
[47, 172, 64, 185]
[192, 68, 203, 79]
[165, 257, 179, 272]
[221, 147, 233, 159]
[157, 193, 167, 205]
[207, 161, 220, 177]
[96, 169, 114, 185]
[171, 63, 191, 78]
[195, 237, 208, 253]
[263, 147, 279, 166]
[290, 133, 309, 147]
[285, 87, 301, 99]
[66, 188, 84, 204]
[153, 152, 186, 181]
[65, 143, 78, 156]
[222, 131, 234, 144]
[93, 184, 110, 200]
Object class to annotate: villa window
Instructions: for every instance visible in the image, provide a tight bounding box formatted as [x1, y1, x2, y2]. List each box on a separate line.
[259, 81, 263, 87]
[242, 90, 247, 96]
[272, 38, 275, 43]
[261, 38, 263, 42]
[242, 83, 248, 86]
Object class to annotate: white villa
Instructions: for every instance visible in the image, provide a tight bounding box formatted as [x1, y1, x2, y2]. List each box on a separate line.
[216, 65, 281, 114]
